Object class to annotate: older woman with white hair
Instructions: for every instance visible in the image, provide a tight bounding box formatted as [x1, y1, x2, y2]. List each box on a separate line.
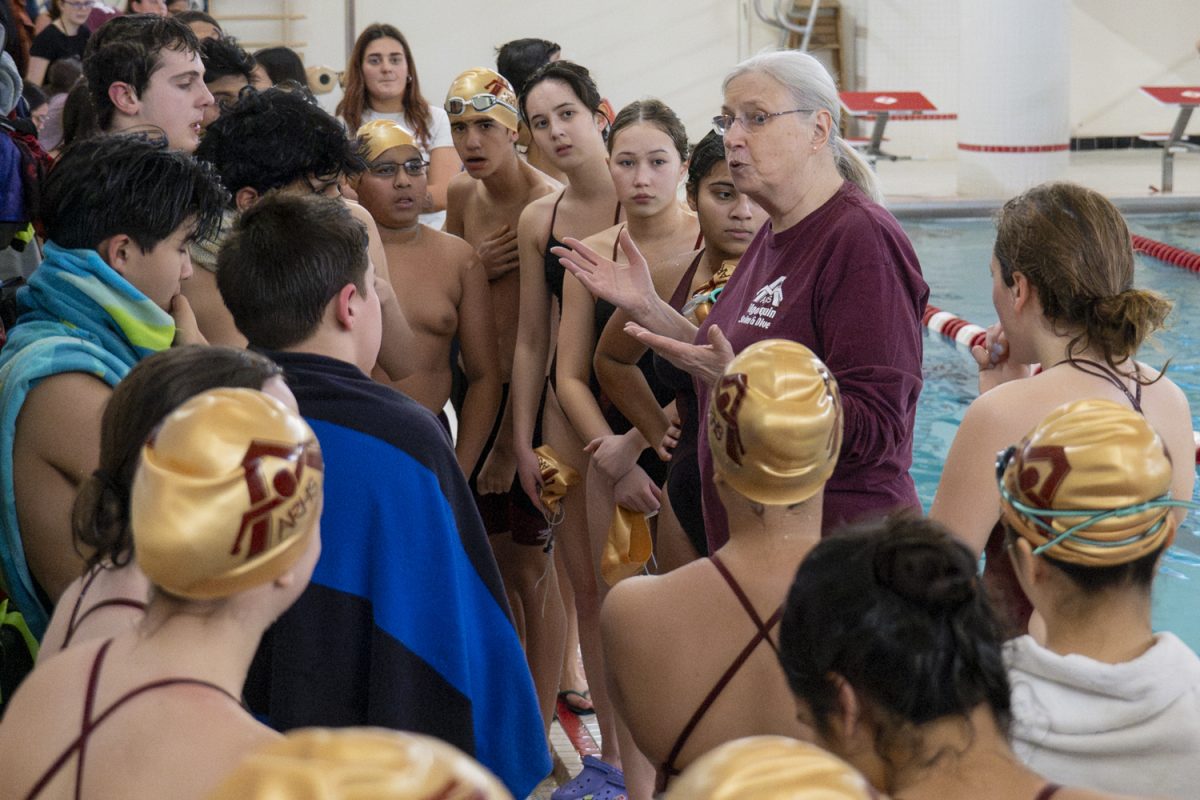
[557, 50, 927, 550]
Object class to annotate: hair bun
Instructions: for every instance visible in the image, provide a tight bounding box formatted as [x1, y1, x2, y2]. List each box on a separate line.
[872, 528, 977, 610]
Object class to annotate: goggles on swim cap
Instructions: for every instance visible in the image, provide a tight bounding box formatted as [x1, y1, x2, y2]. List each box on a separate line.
[132, 388, 323, 600]
[207, 727, 513, 800]
[445, 93, 520, 118]
[682, 260, 737, 324]
[996, 398, 1193, 567]
[445, 68, 520, 132]
[708, 340, 842, 506]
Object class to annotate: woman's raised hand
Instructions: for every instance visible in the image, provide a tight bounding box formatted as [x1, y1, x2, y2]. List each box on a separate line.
[971, 322, 1031, 393]
[553, 228, 658, 318]
[626, 322, 736, 387]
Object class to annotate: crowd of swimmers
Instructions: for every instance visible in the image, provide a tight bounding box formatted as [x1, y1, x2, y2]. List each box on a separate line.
[0, 6, 1196, 800]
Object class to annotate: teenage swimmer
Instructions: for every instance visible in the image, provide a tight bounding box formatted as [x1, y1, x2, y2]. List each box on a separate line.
[0, 388, 324, 800]
[602, 340, 837, 793]
[930, 182, 1193, 632]
[999, 399, 1200, 798]
[594, 130, 767, 563]
[779, 516, 1129, 800]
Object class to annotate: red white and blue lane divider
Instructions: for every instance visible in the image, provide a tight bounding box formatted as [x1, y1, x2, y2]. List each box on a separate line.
[1132, 234, 1200, 273]
[922, 303, 1200, 464]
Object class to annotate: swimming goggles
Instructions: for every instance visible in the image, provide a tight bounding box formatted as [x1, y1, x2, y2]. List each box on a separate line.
[994, 445, 1197, 556]
[681, 285, 727, 319]
[445, 93, 519, 118]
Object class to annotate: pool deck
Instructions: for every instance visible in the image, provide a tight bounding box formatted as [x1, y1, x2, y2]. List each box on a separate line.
[880, 149, 1200, 217]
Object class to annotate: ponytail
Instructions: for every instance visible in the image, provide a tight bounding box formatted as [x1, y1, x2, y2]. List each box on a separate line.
[832, 136, 882, 204]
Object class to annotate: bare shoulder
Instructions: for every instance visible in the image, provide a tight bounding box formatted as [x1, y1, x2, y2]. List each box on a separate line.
[520, 190, 558, 229]
[19, 372, 110, 455]
[649, 248, 699, 299]
[447, 171, 477, 202]
[581, 221, 623, 253]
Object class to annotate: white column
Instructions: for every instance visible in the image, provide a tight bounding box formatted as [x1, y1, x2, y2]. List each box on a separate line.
[957, 0, 1070, 197]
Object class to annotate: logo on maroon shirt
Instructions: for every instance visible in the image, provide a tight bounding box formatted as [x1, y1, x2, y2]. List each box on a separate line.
[232, 440, 323, 560]
[739, 277, 786, 330]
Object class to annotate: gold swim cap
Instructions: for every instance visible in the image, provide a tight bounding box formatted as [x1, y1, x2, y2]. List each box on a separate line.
[131, 388, 323, 600]
[998, 399, 1176, 567]
[666, 736, 876, 800]
[534, 444, 580, 522]
[357, 119, 418, 162]
[207, 727, 513, 800]
[444, 68, 519, 133]
[708, 340, 842, 506]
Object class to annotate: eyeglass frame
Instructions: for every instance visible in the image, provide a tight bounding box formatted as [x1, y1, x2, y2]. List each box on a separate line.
[61, 0, 95, 8]
[366, 158, 430, 178]
[711, 108, 815, 136]
[445, 93, 519, 118]
[993, 445, 1195, 556]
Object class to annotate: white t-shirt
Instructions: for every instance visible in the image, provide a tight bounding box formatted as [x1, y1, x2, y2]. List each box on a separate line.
[358, 105, 454, 230]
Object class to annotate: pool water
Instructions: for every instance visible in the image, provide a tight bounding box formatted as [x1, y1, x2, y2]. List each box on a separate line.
[901, 213, 1200, 651]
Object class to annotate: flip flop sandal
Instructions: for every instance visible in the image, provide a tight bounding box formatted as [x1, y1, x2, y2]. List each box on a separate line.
[550, 755, 626, 800]
[557, 689, 595, 716]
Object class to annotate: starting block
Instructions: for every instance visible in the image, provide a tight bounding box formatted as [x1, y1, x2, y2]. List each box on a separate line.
[1139, 86, 1200, 193]
[838, 91, 944, 162]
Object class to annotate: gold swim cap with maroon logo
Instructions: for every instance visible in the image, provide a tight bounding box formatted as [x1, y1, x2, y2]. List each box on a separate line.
[131, 388, 323, 600]
[707, 340, 842, 506]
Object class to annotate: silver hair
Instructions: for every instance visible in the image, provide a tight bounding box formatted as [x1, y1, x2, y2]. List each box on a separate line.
[723, 51, 882, 204]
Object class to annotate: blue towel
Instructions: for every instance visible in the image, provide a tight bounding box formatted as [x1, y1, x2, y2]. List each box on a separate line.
[0, 242, 175, 635]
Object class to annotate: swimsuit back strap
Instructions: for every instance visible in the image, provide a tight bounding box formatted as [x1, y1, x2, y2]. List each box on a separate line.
[1060, 356, 1143, 413]
[613, 201, 621, 226]
[61, 599, 148, 650]
[611, 224, 627, 261]
[658, 555, 783, 791]
[1033, 783, 1062, 800]
[62, 568, 104, 647]
[693, 229, 704, 251]
[24, 641, 242, 800]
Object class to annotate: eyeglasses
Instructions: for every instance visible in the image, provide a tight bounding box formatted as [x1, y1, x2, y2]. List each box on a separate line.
[367, 159, 429, 178]
[994, 445, 1195, 555]
[711, 108, 814, 136]
[446, 93, 518, 118]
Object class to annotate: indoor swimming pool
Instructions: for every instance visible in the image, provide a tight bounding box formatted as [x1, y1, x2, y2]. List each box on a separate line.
[902, 213, 1200, 651]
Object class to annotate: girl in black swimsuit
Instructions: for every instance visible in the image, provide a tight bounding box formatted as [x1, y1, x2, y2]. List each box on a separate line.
[38, 346, 292, 658]
[0, 388, 323, 800]
[780, 516, 1095, 800]
[594, 131, 767, 565]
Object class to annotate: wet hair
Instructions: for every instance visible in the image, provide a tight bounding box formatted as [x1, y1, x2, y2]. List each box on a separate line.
[45, 57, 83, 97]
[724, 51, 881, 204]
[217, 193, 370, 350]
[780, 517, 1011, 762]
[195, 88, 365, 202]
[607, 99, 688, 164]
[686, 130, 725, 201]
[21, 83, 46, 113]
[495, 37, 560, 96]
[174, 10, 221, 33]
[518, 60, 604, 123]
[83, 14, 202, 130]
[200, 35, 255, 85]
[254, 46, 306, 87]
[72, 346, 283, 569]
[40, 134, 227, 251]
[994, 182, 1171, 373]
[58, 79, 99, 151]
[337, 24, 431, 146]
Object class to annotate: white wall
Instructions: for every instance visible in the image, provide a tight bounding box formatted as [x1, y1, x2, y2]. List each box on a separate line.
[217, 0, 1200, 151]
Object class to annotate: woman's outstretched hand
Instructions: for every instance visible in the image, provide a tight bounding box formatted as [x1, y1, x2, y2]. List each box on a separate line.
[626, 322, 735, 387]
[553, 229, 657, 318]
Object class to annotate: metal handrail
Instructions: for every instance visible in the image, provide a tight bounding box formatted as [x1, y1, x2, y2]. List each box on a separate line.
[752, 0, 822, 52]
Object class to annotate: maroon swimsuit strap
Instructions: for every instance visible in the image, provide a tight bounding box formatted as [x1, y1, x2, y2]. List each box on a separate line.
[667, 251, 705, 311]
[1034, 784, 1062, 800]
[61, 567, 147, 650]
[24, 639, 242, 800]
[657, 553, 783, 793]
